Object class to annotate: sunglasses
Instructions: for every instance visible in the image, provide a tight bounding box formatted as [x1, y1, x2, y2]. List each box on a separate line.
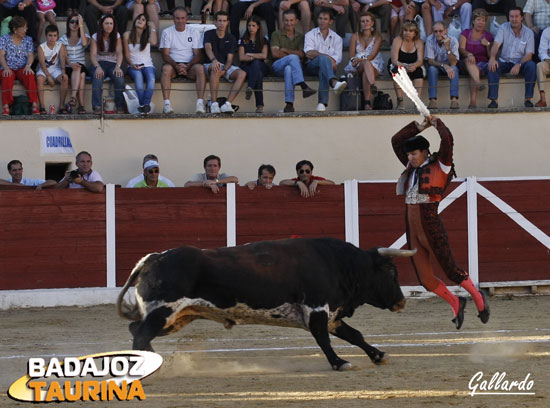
[299, 169, 311, 174]
[147, 168, 159, 174]
[69, 20, 79, 24]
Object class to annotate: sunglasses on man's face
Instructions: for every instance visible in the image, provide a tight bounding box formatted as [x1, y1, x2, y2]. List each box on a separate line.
[299, 169, 311, 174]
[147, 168, 159, 174]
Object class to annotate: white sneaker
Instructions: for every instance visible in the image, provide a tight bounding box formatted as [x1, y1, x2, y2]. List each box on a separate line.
[332, 80, 347, 95]
[163, 103, 174, 114]
[316, 103, 326, 112]
[210, 102, 221, 114]
[220, 101, 234, 114]
[196, 100, 205, 114]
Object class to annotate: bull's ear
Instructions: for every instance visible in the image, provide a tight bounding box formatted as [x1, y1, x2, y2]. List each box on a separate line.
[377, 248, 417, 257]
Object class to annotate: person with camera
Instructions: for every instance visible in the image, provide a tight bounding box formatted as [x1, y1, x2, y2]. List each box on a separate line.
[56, 151, 105, 193]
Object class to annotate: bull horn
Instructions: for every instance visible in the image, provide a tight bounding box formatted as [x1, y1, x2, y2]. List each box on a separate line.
[377, 247, 418, 257]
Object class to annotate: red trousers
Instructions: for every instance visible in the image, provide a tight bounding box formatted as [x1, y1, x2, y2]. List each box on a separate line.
[1, 68, 38, 106]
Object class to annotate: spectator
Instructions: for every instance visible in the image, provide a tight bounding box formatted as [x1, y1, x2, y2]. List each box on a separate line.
[90, 14, 126, 114]
[160, 7, 207, 114]
[60, 13, 90, 114]
[523, 0, 550, 57]
[389, 0, 406, 42]
[126, 154, 175, 187]
[203, 11, 246, 114]
[277, 0, 312, 33]
[129, 160, 174, 188]
[471, 0, 516, 20]
[127, 0, 160, 34]
[270, 9, 316, 113]
[123, 13, 157, 114]
[36, 24, 69, 114]
[246, 164, 276, 189]
[312, 0, 350, 38]
[280, 159, 335, 198]
[202, 0, 230, 15]
[0, 16, 39, 115]
[36, 0, 57, 44]
[0, 1, 37, 42]
[431, 0, 472, 35]
[535, 24, 550, 106]
[405, 0, 433, 36]
[345, 11, 384, 109]
[184, 154, 239, 194]
[304, 10, 347, 112]
[3, 160, 56, 189]
[229, 0, 276, 39]
[238, 15, 269, 113]
[56, 151, 105, 192]
[352, 0, 392, 37]
[425, 21, 460, 109]
[84, 0, 128, 36]
[487, 7, 536, 108]
[458, 7, 493, 108]
[389, 20, 425, 109]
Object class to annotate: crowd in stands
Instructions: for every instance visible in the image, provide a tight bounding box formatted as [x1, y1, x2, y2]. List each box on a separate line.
[1, 0, 550, 115]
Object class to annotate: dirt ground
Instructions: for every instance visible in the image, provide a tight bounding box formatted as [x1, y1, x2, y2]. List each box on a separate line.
[1, 295, 549, 408]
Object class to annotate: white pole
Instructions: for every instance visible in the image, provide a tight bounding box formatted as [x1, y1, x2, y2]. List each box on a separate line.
[105, 183, 116, 288]
[344, 179, 360, 247]
[226, 183, 236, 247]
[467, 177, 479, 286]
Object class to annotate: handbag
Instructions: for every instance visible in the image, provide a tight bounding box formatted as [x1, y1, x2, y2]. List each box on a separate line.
[123, 85, 140, 114]
[340, 75, 363, 111]
[36, 0, 56, 12]
[447, 16, 462, 41]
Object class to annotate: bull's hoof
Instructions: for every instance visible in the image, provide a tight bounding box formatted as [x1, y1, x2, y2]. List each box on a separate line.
[371, 351, 387, 365]
[332, 360, 352, 371]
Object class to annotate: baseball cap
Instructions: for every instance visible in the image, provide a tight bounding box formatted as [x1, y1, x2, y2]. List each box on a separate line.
[143, 160, 160, 170]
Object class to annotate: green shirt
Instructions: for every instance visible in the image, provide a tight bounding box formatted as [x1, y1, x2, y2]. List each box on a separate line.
[270, 30, 304, 55]
[132, 178, 172, 188]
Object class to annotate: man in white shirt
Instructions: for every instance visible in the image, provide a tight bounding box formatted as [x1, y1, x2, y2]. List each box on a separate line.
[55, 151, 105, 193]
[304, 10, 347, 112]
[160, 7, 207, 114]
[185, 154, 239, 194]
[1, 160, 56, 190]
[126, 154, 176, 188]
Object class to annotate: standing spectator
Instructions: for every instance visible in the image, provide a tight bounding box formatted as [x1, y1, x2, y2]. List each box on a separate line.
[127, 0, 160, 34]
[277, 0, 312, 33]
[4, 159, 56, 189]
[36, 24, 69, 114]
[431, 0, 472, 35]
[0, 0, 37, 42]
[84, 0, 128, 35]
[389, 20, 425, 109]
[129, 159, 173, 188]
[345, 11, 384, 109]
[246, 164, 276, 189]
[90, 14, 126, 114]
[304, 10, 347, 112]
[60, 13, 90, 114]
[0, 16, 39, 115]
[123, 13, 157, 114]
[471, 0, 516, 19]
[312, 0, 350, 38]
[230, 0, 276, 39]
[238, 15, 269, 113]
[56, 151, 105, 193]
[184, 154, 239, 194]
[535, 24, 550, 106]
[523, 0, 550, 58]
[203, 11, 246, 114]
[280, 159, 335, 198]
[425, 21, 460, 109]
[126, 154, 175, 187]
[35, 0, 57, 43]
[487, 7, 536, 108]
[458, 7, 493, 108]
[159, 7, 207, 114]
[270, 9, 316, 113]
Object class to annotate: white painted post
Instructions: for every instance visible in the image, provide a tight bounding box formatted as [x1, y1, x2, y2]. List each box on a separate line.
[344, 179, 360, 247]
[226, 183, 236, 247]
[105, 183, 116, 288]
[466, 177, 479, 286]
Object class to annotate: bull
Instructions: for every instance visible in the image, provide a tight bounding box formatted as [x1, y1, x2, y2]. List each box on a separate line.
[117, 238, 415, 371]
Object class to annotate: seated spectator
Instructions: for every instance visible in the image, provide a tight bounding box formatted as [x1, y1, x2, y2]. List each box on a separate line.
[90, 14, 126, 114]
[431, 0, 472, 35]
[60, 13, 90, 114]
[425, 21, 460, 109]
[203, 11, 246, 114]
[229, 0, 276, 39]
[123, 13, 157, 114]
[127, 0, 161, 34]
[458, 8, 493, 108]
[523, 0, 550, 57]
[277, 0, 312, 33]
[246, 164, 276, 189]
[487, 7, 536, 108]
[304, 10, 347, 112]
[313, 0, 350, 38]
[3, 159, 56, 189]
[35, 0, 57, 43]
[352, 0, 392, 37]
[389, 20, 424, 109]
[63, 0, 80, 16]
[129, 159, 174, 188]
[126, 154, 175, 187]
[471, 0, 516, 20]
[270, 9, 316, 113]
[238, 15, 269, 113]
[535, 25, 550, 106]
[202, 0, 230, 15]
[160, 7, 207, 114]
[345, 11, 384, 109]
[36, 25, 69, 114]
[0, 0, 37, 42]
[280, 159, 335, 198]
[55, 151, 105, 193]
[84, 0, 128, 35]
[405, 0, 432, 36]
[389, 0, 406, 42]
[184, 154, 239, 194]
[0, 16, 39, 115]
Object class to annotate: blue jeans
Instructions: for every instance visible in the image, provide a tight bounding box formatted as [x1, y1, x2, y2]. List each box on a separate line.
[487, 61, 536, 100]
[272, 54, 305, 104]
[305, 55, 336, 105]
[428, 65, 459, 100]
[127, 65, 156, 106]
[90, 61, 126, 109]
[240, 59, 269, 107]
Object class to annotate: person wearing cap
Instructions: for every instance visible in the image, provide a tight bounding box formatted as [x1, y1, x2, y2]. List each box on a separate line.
[126, 154, 175, 188]
[130, 160, 173, 188]
[279, 159, 335, 198]
[391, 115, 489, 330]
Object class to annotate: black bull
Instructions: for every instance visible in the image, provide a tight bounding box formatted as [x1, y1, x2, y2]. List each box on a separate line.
[117, 238, 416, 371]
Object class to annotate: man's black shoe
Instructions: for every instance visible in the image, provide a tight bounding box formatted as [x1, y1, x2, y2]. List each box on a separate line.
[302, 87, 316, 99]
[477, 290, 490, 324]
[452, 296, 467, 330]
